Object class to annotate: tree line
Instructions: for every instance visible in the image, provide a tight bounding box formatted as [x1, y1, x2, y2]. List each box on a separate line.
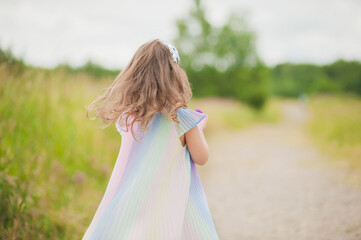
[1, 0, 361, 108]
[174, 0, 361, 108]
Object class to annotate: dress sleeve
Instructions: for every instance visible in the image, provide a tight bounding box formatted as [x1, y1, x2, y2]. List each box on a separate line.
[175, 107, 208, 137]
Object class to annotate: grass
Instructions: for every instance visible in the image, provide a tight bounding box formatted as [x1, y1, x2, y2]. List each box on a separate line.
[0, 65, 121, 239]
[0, 63, 281, 239]
[308, 94, 361, 173]
[189, 97, 282, 136]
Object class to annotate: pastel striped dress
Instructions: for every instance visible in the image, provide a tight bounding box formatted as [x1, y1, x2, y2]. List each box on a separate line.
[82, 107, 219, 240]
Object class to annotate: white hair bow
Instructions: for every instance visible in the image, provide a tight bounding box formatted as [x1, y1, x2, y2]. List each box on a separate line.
[161, 40, 181, 64]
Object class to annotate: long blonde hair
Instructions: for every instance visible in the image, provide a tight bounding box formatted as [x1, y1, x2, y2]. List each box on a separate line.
[86, 39, 192, 140]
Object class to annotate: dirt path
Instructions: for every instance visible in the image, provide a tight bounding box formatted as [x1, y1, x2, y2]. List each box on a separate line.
[198, 101, 361, 240]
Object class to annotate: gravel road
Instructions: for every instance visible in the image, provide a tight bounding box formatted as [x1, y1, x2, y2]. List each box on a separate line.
[198, 101, 361, 240]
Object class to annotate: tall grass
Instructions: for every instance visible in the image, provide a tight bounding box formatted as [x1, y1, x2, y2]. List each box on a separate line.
[0, 65, 121, 239]
[308, 94, 361, 173]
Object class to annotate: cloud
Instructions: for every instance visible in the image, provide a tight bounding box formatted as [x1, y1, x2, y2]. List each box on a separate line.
[208, 0, 361, 65]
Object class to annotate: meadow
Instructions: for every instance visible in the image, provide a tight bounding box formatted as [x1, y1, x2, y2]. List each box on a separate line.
[0, 65, 122, 239]
[0, 64, 281, 239]
[307, 94, 361, 179]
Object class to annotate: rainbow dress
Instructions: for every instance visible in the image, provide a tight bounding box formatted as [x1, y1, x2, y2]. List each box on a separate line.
[82, 107, 219, 240]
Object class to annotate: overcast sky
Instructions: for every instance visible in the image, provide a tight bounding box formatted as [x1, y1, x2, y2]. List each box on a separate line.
[1, 0, 360, 69]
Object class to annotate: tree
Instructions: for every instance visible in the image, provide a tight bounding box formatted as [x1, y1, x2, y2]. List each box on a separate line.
[174, 0, 269, 108]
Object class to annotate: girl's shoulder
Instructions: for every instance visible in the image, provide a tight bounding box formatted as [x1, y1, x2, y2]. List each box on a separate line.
[115, 112, 158, 136]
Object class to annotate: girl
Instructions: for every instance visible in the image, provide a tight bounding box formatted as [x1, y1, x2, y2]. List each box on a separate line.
[83, 39, 219, 240]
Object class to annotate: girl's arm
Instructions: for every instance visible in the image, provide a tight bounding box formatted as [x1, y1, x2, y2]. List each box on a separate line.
[184, 126, 209, 166]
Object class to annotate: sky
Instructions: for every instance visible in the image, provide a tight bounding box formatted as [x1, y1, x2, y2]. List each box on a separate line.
[1, 0, 360, 69]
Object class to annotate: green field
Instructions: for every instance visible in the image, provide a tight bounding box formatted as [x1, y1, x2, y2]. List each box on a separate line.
[308, 95, 361, 174]
[189, 97, 282, 137]
[0, 65, 123, 239]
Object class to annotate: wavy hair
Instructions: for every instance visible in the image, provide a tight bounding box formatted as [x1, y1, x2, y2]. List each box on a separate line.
[86, 39, 192, 141]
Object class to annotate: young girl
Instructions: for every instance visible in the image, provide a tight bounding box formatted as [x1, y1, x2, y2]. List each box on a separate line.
[83, 39, 219, 240]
